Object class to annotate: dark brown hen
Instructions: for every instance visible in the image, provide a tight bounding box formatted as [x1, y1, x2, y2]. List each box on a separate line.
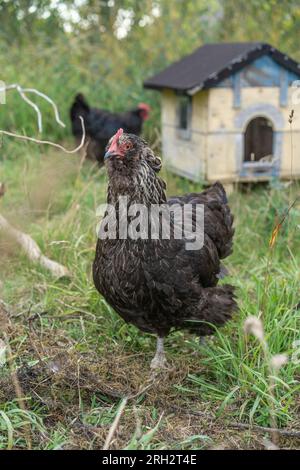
[70, 94, 150, 164]
[93, 130, 237, 369]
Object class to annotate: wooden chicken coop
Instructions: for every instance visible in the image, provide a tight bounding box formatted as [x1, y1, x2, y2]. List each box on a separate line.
[144, 43, 300, 187]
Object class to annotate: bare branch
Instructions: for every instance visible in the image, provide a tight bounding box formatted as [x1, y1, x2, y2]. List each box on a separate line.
[0, 83, 65, 132]
[0, 116, 86, 154]
[21, 87, 65, 128]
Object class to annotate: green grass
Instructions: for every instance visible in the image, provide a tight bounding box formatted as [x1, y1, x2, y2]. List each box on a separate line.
[0, 140, 300, 450]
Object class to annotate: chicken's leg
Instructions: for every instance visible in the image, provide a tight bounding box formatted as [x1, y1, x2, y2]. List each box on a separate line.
[150, 337, 167, 370]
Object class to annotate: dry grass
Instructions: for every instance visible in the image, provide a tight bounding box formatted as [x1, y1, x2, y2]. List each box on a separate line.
[1, 298, 300, 450]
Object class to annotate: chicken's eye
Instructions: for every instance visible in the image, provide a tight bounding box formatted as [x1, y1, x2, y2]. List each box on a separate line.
[124, 142, 133, 150]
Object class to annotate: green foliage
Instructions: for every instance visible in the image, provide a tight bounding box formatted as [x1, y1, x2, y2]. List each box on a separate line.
[218, 0, 300, 59]
[1, 0, 299, 142]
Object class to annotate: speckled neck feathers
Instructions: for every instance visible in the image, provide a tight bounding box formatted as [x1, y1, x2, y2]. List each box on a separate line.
[106, 146, 167, 206]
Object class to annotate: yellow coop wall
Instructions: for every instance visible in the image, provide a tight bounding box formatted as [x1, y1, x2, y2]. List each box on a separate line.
[161, 89, 208, 181]
[161, 86, 300, 183]
[206, 86, 300, 182]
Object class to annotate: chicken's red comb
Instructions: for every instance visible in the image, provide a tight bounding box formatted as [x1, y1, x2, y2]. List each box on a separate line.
[138, 103, 151, 112]
[112, 128, 123, 144]
[108, 128, 123, 153]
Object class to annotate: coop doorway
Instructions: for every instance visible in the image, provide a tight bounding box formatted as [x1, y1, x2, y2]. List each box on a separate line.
[244, 117, 274, 163]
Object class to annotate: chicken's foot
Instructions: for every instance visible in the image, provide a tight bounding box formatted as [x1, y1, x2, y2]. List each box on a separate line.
[150, 336, 168, 370]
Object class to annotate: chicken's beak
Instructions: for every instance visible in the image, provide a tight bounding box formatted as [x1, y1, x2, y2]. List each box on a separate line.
[104, 150, 114, 160]
[104, 150, 123, 160]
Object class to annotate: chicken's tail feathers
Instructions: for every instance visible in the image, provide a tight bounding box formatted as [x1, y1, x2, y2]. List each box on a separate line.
[70, 93, 90, 136]
[74, 93, 90, 110]
[187, 284, 237, 336]
[206, 181, 234, 259]
[70, 93, 90, 119]
[209, 181, 228, 202]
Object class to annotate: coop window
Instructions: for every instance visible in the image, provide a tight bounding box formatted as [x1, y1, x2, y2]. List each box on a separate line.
[177, 95, 192, 139]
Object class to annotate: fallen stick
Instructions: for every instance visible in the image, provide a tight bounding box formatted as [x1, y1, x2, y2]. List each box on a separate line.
[103, 397, 128, 450]
[0, 213, 69, 278]
[230, 422, 300, 438]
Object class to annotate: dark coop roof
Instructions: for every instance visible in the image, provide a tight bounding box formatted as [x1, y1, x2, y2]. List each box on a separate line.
[144, 42, 300, 93]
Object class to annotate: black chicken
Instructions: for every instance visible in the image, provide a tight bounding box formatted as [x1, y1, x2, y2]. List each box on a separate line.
[93, 129, 237, 369]
[70, 94, 150, 164]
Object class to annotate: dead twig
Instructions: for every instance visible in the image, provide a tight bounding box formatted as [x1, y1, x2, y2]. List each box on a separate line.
[101, 382, 156, 449]
[0, 84, 65, 132]
[0, 116, 86, 154]
[0, 302, 32, 449]
[166, 405, 207, 417]
[103, 397, 128, 450]
[3, 334, 32, 449]
[102, 377, 158, 449]
[269, 196, 300, 249]
[230, 422, 300, 438]
[127, 380, 156, 400]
